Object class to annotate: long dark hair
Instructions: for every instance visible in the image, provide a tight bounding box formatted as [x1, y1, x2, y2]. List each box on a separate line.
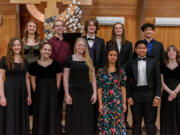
[165, 45, 180, 64]
[109, 22, 127, 47]
[104, 46, 121, 79]
[5, 37, 24, 71]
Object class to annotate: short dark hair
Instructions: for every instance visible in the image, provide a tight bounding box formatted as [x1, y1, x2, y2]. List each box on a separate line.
[141, 23, 155, 32]
[133, 40, 148, 58]
[84, 18, 99, 34]
[134, 40, 147, 48]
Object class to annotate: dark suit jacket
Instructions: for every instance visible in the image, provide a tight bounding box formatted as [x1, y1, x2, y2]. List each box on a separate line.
[83, 36, 105, 70]
[106, 40, 133, 68]
[146, 39, 165, 65]
[126, 57, 161, 100]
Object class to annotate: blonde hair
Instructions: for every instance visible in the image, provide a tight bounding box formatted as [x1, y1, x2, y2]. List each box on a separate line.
[74, 38, 94, 83]
[53, 19, 64, 29]
[24, 20, 40, 43]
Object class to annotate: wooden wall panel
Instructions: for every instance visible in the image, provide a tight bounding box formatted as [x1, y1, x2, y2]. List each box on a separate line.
[145, 17, 180, 52]
[0, 0, 16, 15]
[154, 27, 180, 51]
[0, 15, 17, 58]
[0, 0, 17, 58]
[146, 0, 180, 17]
[20, 0, 138, 45]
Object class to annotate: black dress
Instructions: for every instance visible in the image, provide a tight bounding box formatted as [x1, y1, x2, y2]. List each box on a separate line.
[0, 56, 29, 135]
[64, 56, 95, 135]
[28, 61, 61, 135]
[160, 64, 180, 135]
[23, 39, 43, 115]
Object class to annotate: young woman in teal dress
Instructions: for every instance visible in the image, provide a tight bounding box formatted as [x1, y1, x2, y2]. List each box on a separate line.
[97, 47, 127, 135]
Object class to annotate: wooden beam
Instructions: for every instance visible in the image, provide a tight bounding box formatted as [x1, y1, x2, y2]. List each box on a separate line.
[16, 5, 20, 37]
[137, 0, 147, 40]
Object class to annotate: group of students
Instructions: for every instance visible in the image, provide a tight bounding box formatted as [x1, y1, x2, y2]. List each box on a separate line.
[0, 18, 179, 135]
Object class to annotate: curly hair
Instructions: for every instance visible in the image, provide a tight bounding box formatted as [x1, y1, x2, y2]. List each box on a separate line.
[84, 18, 99, 34]
[74, 38, 94, 83]
[5, 37, 24, 71]
[24, 20, 40, 44]
[165, 45, 180, 64]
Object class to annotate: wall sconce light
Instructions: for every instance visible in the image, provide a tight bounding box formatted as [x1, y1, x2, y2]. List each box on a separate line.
[96, 17, 125, 26]
[155, 17, 180, 26]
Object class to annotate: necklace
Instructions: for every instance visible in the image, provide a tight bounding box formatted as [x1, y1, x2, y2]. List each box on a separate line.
[167, 61, 178, 70]
[74, 54, 84, 61]
[38, 59, 52, 67]
[14, 55, 22, 63]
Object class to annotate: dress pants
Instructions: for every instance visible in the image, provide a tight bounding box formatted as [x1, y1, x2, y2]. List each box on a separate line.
[130, 86, 157, 135]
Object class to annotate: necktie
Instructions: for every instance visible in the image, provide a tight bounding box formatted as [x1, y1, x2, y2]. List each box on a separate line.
[138, 57, 146, 61]
[87, 38, 94, 41]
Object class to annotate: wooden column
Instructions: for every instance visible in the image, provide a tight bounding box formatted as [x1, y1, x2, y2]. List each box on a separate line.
[137, 0, 147, 40]
[16, 5, 20, 37]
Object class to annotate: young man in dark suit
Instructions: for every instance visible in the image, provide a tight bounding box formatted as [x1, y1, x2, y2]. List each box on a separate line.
[141, 23, 165, 65]
[83, 18, 105, 70]
[126, 40, 161, 135]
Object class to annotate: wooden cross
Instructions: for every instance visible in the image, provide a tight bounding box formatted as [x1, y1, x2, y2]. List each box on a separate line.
[10, 0, 92, 18]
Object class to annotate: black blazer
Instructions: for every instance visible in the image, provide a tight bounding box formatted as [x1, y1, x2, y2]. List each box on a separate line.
[147, 39, 165, 65]
[106, 40, 133, 68]
[83, 36, 105, 70]
[126, 57, 161, 99]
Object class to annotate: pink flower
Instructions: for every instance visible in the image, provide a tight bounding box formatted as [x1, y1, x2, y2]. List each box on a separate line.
[114, 80, 118, 83]
[109, 90, 114, 95]
[111, 128, 116, 133]
[103, 131, 107, 134]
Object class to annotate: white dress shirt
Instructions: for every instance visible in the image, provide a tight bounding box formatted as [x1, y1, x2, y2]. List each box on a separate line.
[116, 39, 122, 53]
[137, 58, 148, 86]
[87, 35, 95, 48]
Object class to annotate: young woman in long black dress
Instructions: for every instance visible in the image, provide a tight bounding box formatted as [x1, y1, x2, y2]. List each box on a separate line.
[28, 42, 61, 135]
[0, 37, 31, 135]
[64, 37, 97, 135]
[160, 45, 180, 135]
